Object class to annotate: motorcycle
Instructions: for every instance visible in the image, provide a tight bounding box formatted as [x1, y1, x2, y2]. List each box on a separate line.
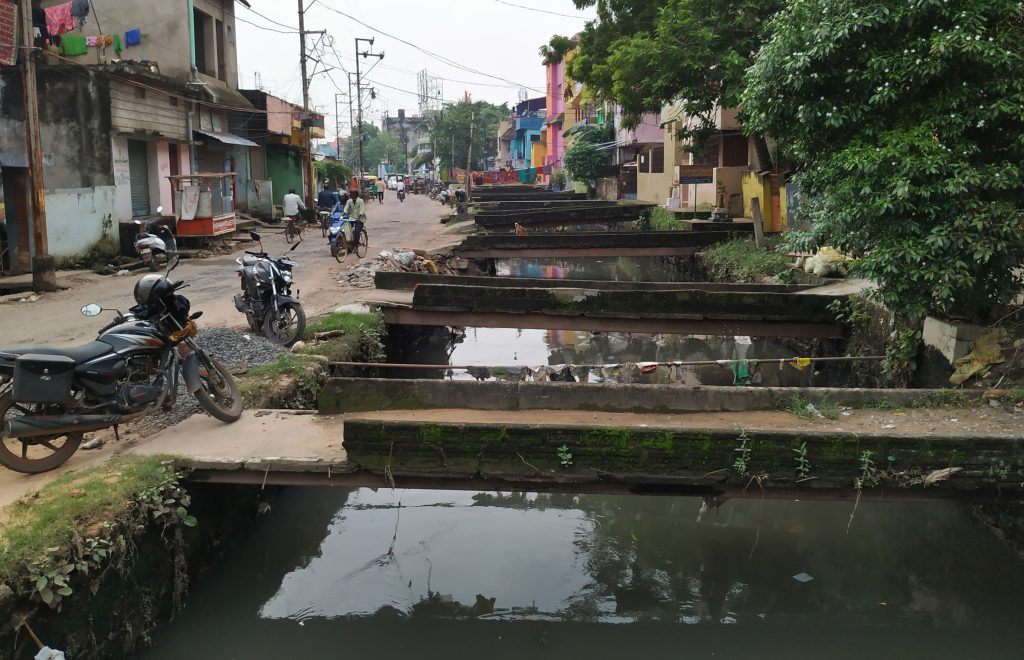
[438, 189, 451, 206]
[233, 231, 306, 347]
[0, 256, 242, 474]
[134, 206, 177, 272]
[398, 189, 406, 203]
[326, 206, 352, 263]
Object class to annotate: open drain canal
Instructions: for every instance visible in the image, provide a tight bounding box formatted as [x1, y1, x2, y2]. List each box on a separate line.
[141, 487, 1024, 657]
[497, 256, 700, 282]
[386, 327, 839, 387]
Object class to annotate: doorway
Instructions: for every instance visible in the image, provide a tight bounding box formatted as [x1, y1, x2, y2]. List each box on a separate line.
[128, 139, 152, 217]
[0, 167, 31, 275]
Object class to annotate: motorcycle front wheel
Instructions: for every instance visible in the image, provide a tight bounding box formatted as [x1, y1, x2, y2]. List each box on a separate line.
[192, 354, 243, 422]
[263, 302, 306, 348]
[0, 392, 83, 473]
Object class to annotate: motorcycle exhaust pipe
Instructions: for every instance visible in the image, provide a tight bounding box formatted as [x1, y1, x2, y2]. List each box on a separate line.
[3, 414, 122, 439]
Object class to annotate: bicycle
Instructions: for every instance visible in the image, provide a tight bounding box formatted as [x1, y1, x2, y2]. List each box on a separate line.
[284, 215, 302, 244]
[318, 209, 331, 238]
[330, 220, 369, 263]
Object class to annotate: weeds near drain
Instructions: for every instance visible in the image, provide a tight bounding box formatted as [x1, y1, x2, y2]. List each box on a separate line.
[787, 396, 839, 421]
[855, 450, 880, 489]
[733, 429, 752, 476]
[793, 442, 812, 480]
[556, 444, 573, 468]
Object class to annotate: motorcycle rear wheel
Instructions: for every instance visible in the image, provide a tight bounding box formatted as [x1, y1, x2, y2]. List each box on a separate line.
[263, 302, 306, 348]
[0, 393, 83, 474]
[192, 354, 243, 422]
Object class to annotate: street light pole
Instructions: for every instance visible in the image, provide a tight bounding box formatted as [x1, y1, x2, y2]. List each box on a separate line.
[354, 37, 383, 193]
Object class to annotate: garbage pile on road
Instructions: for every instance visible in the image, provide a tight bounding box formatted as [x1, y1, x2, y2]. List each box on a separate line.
[340, 249, 455, 288]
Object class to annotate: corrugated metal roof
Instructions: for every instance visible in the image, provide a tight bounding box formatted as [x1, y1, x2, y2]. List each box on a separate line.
[193, 130, 258, 147]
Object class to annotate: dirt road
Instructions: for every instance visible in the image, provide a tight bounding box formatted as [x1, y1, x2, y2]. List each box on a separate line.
[0, 193, 461, 348]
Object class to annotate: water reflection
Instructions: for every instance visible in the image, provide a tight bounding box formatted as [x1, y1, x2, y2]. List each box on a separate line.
[143, 488, 1024, 658]
[388, 326, 827, 387]
[497, 256, 698, 282]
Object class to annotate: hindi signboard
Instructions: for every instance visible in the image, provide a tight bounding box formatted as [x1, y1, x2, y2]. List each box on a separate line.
[676, 165, 714, 185]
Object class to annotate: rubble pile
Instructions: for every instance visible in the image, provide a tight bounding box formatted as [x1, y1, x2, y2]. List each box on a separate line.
[340, 250, 455, 288]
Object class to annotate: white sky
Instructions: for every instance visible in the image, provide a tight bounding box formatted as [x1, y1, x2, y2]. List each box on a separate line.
[235, 0, 597, 142]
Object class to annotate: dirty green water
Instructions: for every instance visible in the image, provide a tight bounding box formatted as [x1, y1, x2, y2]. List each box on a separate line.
[142, 487, 1024, 659]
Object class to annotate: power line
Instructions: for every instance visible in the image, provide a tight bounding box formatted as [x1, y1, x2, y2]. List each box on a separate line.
[315, 2, 545, 94]
[238, 4, 301, 31]
[492, 0, 588, 19]
[234, 14, 300, 34]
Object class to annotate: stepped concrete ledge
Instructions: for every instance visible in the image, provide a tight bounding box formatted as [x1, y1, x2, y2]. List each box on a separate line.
[128, 405, 1024, 496]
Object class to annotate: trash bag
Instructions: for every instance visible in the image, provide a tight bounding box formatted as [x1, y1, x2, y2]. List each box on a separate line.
[949, 327, 1008, 385]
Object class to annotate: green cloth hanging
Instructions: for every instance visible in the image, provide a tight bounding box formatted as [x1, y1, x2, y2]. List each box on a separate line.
[112, 33, 121, 55]
[731, 360, 752, 386]
[61, 34, 88, 56]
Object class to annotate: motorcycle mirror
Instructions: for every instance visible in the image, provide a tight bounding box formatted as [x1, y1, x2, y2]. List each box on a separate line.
[289, 242, 300, 252]
[156, 205, 164, 215]
[133, 219, 142, 225]
[166, 254, 180, 273]
[81, 303, 102, 317]
[249, 231, 261, 242]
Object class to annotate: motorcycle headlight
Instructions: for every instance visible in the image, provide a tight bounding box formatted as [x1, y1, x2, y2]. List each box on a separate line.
[282, 271, 293, 283]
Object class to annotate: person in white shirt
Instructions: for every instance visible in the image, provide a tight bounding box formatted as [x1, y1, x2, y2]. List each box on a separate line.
[396, 179, 405, 192]
[282, 188, 305, 219]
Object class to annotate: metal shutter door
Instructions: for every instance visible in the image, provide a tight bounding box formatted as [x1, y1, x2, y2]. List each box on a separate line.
[127, 140, 151, 217]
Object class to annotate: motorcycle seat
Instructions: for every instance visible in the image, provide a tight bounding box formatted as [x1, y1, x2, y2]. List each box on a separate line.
[1, 341, 113, 364]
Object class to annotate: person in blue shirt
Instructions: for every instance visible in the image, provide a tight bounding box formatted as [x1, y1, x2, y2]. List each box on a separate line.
[316, 183, 338, 210]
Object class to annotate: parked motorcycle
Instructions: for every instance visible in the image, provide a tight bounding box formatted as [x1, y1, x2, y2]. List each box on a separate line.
[0, 256, 242, 473]
[233, 232, 306, 347]
[134, 206, 177, 272]
[438, 189, 451, 206]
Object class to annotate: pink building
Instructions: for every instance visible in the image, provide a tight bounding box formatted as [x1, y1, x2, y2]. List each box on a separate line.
[543, 59, 567, 180]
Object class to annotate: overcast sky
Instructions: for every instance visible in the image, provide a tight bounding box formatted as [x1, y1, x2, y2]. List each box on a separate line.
[235, 0, 597, 142]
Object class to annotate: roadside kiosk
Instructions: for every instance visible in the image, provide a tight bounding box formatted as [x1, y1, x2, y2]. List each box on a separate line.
[168, 173, 238, 237]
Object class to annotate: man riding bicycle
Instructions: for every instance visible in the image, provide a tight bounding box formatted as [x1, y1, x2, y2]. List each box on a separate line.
[343, 189, 367, 247]
[283, 188, 305, 226]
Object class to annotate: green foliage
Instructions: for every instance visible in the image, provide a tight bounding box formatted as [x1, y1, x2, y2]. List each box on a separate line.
[418, 101, 509, 170]
[0, 456, 194, 610]
[882, 327, 921, 387]
[540, 34, 577, 65]
[569, 0, 782, 134]
[299, 311, 385, 363]
[855, 450, 880, 490]
[313, 160, 352, 189]
[364, 130, 406, 170]
[563, 124, 612, 186]
[1011, 387, 1024, 404]
[793, 442, 812, 480]
[732, 428, 752, 476]
[744, 0, 1024, 321]
[786, 395, 815, 421]
[700, 237, 792, 282]
[644, 207, 689, 231]
[556, 444, 574, 467]
[339, 123, 380, 170]
[550, 168, 568, 189]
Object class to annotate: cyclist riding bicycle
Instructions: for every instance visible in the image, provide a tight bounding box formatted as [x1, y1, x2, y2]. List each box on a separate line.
[343, 189, 367, 245]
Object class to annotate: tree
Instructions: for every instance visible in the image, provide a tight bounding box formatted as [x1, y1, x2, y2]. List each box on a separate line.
[418, 100, 508, 170]
[563, 124, 612, 187]
[743, 0, 1024, 321]
[568, 0, 782, 138]
[540, 34, 576, 65]
[364, 131, 405, 170]
[313, 160, 352, 189]
[339, 123, 380, 170]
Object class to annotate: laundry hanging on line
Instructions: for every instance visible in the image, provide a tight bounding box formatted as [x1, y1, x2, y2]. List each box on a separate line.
[44, 1, 74, 36]
[0, 0, 18, 67]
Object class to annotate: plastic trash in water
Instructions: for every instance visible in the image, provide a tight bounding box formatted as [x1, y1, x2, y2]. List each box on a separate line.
[792, 572, 815, 583]
[35, 648, 66, 660]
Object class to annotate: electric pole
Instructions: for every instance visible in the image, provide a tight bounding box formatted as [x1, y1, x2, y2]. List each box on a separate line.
[355, 37, 383, 192]
[334, 93, 344, 163]
[296, 0, 314, 205]
[465, 111, 475, 203]
[18, 0, 55, 290]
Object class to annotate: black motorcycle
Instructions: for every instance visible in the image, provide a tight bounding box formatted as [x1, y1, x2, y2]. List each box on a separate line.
[0, 257, 242, 474]
[233, 231, 306, 347]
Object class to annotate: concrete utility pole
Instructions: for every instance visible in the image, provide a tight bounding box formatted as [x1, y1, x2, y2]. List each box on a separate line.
[334, 93, 344, 162]
[297, 0, 314, 205]
[465, 111, 475, 203]
[18, 0, 55, 291]
[354, 37, 383, 193]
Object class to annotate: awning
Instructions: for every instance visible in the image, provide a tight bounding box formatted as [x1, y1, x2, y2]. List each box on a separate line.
[193, 130, 258, 147]
[544, 113, 564, 126]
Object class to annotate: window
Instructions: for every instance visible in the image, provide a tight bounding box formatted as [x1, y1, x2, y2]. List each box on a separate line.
[651, 148, 664, 174]
[193, 9, 210, 75]
[215, 19, 226, 81]
[721, 133, 749, 167]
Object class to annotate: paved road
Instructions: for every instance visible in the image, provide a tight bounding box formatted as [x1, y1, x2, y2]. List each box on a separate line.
[0, 192, 459, 349]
